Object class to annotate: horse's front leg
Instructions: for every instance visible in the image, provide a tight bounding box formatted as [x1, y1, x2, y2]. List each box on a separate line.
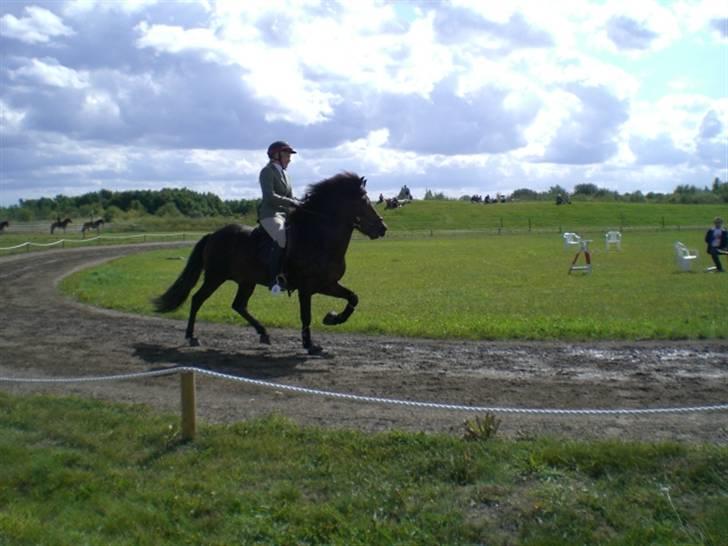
[298, 291, 323, 355]
[320, 283, 358, 326]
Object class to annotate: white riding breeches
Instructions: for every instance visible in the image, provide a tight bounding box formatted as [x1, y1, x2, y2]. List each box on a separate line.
[260, 214, 287, 248]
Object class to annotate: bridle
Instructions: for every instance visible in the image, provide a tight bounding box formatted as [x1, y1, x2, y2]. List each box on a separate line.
[292, 198, 381, 234]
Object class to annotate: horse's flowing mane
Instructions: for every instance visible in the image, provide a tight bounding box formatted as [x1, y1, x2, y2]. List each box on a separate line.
[297, 172, 365, 213]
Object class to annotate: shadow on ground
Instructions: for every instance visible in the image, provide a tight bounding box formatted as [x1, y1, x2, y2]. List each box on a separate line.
[132, 342, 331, 379]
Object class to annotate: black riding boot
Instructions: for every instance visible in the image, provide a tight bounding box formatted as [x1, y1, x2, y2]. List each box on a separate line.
[268, 244, 287, 291]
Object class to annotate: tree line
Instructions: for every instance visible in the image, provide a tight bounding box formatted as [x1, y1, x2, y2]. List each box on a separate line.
[427, 177, 728, 204]
[1, 178, 726, 222]
[0, 187, 257, 222]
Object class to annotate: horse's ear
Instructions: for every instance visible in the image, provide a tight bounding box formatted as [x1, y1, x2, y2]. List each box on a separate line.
[361, 177, 367, 188]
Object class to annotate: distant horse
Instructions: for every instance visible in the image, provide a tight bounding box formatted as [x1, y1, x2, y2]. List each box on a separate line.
[0, 220, 8, 232]
[81, 219, 104, 237]
[385, 197, 400, 209]
[153, 172, 387, 354]
[470, 194, 482, 203]
[50, 217, 72, 234]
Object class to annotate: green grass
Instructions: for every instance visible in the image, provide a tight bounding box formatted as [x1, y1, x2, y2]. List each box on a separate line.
[375, 200, 723, 233]
[60, 230, 727, 340]
[1, 392, 726, 545]
[1, 200, 724, 251]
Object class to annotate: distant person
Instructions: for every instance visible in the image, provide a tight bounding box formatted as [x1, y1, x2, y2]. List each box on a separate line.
[258, 141, 301, 292]
[705, 216, 728, 272]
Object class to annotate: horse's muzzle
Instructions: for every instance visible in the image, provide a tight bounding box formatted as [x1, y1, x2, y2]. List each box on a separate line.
[356, 218, 387, 239]
[368, 221, 387, 239]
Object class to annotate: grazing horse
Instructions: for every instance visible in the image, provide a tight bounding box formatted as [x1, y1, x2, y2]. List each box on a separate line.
[81, 219, 104, 237]
[153, 172, 387, 354]
[0, 220, 8, 232]
[50, 217, 72, 234]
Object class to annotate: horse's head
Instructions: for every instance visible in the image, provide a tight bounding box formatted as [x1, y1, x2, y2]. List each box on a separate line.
[351, 177, 387, 239]
[299, 172, 387, 239]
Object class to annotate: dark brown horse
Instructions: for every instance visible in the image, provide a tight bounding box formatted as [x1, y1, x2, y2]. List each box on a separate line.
[153, 172, 387, 354]
[0, 220, 8, 232]
[81, 219, 104, 237]
[50, 217, 72, 234]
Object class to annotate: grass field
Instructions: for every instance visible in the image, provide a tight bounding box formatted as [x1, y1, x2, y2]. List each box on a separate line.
[5, 201, 727, 545]
[60, 230, 727, 340]
[2, 392, 726, 546]
[1, 200, 725, 250]
[373, 200, 725, 234]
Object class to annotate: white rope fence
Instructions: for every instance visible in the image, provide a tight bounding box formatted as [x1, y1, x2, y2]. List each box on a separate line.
[2, 366, 726, 416]
[0, 232, 192, 252]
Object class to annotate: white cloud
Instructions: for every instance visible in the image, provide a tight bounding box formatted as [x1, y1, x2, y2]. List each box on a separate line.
[63, 0, 167, 16]
[0, 5, 74, 44]
[10, 57, 89, 89]
[135, 21, 220, 54]
[0, 98, 25, 130]
[0, 0, 726, 206]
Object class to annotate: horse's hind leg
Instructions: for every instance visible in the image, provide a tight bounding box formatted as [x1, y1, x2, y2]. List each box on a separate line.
[231, 283, 270, 345]
[185, 275, 224, 346]
[319, 283, 358, 326]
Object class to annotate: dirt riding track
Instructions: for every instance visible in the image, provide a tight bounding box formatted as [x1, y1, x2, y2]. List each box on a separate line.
[1, 243, 727, 443]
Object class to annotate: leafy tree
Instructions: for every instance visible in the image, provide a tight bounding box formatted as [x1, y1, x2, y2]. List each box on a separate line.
[511, 188, 539, 200]
[547, 185, 568, 198]
[104, 206, 124, 222]
[156, 202, 183, 217]
[424, 189, 448, 200]
[574, 183, 598, 196]
[626, 190, 646, 203]
[397, 185, 413, 200]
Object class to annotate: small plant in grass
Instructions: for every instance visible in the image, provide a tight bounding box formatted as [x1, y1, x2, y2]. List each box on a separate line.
[462, 413, 501, 441]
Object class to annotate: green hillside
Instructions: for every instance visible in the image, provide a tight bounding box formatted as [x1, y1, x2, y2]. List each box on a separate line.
[375, 200, 726, 234]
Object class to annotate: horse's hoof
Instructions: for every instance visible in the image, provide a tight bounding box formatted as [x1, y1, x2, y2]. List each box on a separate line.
[260, 333, 271, 345]
[307, 344, 323, 356]
[188, 337, 200, 347]
[323, 312, 338, 326]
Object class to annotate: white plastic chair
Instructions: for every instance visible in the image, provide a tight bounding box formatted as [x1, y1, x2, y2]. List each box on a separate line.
[605, 230, 622, 251]
[674, 241, 698, 272]
[563, 232, 582, 250]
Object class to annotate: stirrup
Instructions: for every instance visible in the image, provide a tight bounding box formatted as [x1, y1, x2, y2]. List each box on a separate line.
[270, 273, 287, 294]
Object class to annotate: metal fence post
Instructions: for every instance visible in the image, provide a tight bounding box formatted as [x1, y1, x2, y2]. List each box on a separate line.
[181, 371, 197, 441]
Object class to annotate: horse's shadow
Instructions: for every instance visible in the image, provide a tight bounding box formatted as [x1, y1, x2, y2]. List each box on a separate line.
[133, 342, 328, 380]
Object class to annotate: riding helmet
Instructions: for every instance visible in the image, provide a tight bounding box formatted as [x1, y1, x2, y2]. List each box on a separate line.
[267, 141, 297, 158]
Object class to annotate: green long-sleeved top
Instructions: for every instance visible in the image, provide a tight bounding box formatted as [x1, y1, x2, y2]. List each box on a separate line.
[257, 162, 298, 220]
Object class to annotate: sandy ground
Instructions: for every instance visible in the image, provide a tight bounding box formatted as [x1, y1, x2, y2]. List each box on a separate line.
[1, 243, 727, 443]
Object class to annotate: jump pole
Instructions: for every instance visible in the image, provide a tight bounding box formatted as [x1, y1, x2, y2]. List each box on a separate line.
[180, 371, 197, 441]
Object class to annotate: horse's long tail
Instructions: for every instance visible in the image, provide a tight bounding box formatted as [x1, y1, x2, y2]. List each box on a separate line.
[152, 234, 210, 312]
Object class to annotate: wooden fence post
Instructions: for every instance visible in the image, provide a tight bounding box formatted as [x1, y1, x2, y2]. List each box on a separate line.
[181, 371, 196, 441]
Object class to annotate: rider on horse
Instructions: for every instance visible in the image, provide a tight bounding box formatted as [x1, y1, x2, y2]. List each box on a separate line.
[258, 141, 302, 293]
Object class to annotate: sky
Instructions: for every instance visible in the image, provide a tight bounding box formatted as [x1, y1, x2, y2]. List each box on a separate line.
[0, 0, 726, 206]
